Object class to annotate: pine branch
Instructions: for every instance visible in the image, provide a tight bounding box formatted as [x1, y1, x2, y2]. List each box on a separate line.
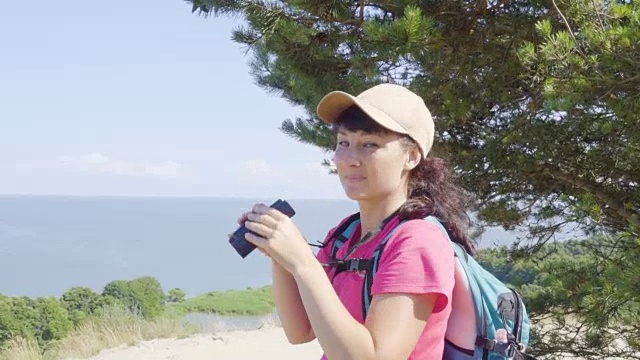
[279, 117, 336, 151]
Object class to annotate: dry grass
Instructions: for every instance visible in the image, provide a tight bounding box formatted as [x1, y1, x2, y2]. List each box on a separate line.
[0, 337, 42, 360]
[0, 305, 202, 360]
[259, 312, 282, 328]
[0, 305, 286, 360]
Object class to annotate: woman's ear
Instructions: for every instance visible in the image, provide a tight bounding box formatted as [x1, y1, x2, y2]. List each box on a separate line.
[404, 146, 421, 171]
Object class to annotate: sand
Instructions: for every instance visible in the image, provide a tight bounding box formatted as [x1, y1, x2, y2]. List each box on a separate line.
[63, 324, 639, 360]
[81, 325, 323, 360]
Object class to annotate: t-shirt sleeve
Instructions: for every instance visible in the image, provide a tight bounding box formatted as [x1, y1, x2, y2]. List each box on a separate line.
[370, 219, 455, 313]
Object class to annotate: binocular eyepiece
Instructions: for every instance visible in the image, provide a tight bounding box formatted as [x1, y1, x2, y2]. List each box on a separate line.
[228, 199, 296, 258]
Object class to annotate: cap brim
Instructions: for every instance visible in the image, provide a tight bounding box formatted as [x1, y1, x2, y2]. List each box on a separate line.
[316, 91, 408, 135]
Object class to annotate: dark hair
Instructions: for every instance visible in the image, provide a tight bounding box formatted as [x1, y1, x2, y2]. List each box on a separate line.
[333, 105, 476, 255]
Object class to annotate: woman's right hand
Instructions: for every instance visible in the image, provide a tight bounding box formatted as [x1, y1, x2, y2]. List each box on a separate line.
[232, 209, 274, 260]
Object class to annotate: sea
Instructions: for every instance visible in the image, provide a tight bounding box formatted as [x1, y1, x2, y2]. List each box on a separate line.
[0, 195, 522, 299]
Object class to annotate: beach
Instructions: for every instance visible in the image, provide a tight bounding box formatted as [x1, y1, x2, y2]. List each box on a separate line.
[80, 325, 322, 360]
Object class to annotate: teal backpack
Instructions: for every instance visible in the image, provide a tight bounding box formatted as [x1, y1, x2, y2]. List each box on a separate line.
[322, 213, 536, 360]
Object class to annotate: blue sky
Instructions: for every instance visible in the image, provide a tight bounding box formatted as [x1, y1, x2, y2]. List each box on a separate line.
[0, 0, 345, 199]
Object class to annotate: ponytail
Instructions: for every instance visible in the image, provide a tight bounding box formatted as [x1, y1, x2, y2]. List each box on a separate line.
[398, 153, 477, 255]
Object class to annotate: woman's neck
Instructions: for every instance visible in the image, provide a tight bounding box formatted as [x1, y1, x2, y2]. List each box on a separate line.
[357, 191, 407, 239]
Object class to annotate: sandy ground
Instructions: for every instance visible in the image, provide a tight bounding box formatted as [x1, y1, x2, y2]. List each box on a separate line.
[67, 325, 640, 360]
[83, 326, 323, 360]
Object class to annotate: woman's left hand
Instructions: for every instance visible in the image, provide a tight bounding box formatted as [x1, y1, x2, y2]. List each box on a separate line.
[243, 203, 315, 274]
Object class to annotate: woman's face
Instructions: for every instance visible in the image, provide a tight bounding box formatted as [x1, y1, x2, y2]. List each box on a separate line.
[333, 126, 420, 202]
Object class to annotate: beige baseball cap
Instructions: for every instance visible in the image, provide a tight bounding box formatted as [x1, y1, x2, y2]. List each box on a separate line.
[316, 83, 435, 159]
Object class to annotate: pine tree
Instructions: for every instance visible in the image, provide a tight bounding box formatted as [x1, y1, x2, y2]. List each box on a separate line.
[186, 1, 640, 358]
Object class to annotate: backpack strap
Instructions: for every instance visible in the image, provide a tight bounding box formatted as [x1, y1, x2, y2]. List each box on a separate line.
[319, 212, 360, 259]
[328, 210, 400, 280]
[361, 221, 407, 319]
[335, 258, 373, 274]
[319, 213, 362, 279]
[330, 213, 361, 260]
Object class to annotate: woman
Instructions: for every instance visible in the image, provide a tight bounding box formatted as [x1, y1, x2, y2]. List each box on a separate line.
[237, 83, 476, 359]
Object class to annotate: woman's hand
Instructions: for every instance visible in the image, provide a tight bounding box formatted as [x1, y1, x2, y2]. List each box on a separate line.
[240, 203, 316, 274]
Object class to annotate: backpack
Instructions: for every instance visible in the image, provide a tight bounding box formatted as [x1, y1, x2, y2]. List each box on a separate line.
[322, 213, 536, 360]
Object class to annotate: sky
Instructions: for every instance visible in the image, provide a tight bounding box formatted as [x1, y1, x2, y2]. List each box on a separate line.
[0, 0, 346, 200]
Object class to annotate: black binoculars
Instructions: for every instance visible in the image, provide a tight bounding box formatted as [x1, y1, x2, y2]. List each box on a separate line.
[228, 199, 296, 258]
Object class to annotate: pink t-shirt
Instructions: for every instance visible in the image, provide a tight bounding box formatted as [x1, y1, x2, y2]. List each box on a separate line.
[315, 214, 455, 359]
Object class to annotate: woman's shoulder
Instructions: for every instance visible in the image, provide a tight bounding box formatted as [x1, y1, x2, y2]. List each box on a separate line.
[384, 217, 453, 252]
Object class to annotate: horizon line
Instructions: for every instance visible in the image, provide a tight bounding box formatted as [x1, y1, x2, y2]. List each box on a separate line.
[0, 192, 351, 202]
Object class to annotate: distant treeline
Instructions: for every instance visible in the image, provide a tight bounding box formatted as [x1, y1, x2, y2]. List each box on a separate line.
[474, 238, 594, 304]
[475, 238, 589, 287]
[0, 276, 186, 351]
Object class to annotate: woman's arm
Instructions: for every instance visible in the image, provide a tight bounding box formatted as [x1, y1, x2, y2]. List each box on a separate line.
[237, 207, 316, 344]
[292, 257, 437, 360]
[242, 206, 449, 359]
[271, 259, 316, 344]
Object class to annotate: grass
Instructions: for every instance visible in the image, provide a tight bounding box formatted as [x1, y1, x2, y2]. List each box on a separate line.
[0, 305, 201, 360]
[171, 286, 275, 316]
[0, 337, 41, 360]
[0, 286, 277, 359]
